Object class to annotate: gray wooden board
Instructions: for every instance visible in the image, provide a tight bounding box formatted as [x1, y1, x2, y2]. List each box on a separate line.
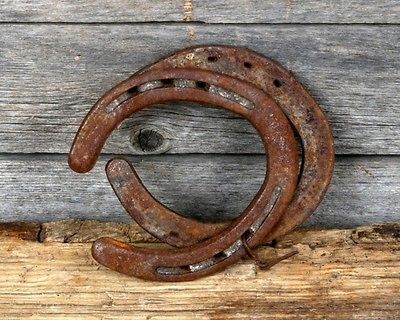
[0, 0, 183, 23]
[1, 154, 399, 228]
[1, 24, 399, 155]
[1, 0, 399, 23]
[195, 1, 400, 24]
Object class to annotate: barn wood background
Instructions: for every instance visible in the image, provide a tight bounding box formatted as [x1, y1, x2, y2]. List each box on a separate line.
[1, 1, 400, 319]
[1, 1, 399, 227]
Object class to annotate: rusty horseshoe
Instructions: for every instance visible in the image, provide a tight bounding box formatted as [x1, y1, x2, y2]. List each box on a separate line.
[69, 46, 334, 282]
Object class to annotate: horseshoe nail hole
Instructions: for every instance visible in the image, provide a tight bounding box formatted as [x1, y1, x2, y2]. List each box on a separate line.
[127, 86, 138, 95]
[161, 78, 174, 86]
[137, 129, 164, 152]
[243, 229, 253, 239]
[181, 265, 191, 271]
[273, 79, 282, 88]
[269, 239, 278, 248]
[244, 62, 252, 69]
[213, 251, 228, 260]
[207, 56, 218, 62]
[168, 231, 180, 238]
[196, 81, 209, 90]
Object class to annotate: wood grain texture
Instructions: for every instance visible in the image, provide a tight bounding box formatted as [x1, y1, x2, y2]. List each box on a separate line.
[1, 154, 399, 227]
[0, 0, 183, 22]
[1, 24, 399, 155]
[0, 222, 399, 319]
[1, 0, 399, 23]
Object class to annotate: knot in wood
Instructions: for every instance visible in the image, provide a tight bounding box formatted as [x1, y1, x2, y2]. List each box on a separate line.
[137, 128, 164, 152]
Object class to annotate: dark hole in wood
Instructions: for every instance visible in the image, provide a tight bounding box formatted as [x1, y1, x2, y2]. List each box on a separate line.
[137, 128, 164, 152]
[244, 62, 252, 69]
[208, 56, 218, 62]
[273, 79, 282, 88]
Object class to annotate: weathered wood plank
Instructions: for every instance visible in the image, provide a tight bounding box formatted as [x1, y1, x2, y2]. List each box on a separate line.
[0, 223, 399, 319]
[0, 0, 183, 22]
[1, 0, 399, 23]
[1, 24, 399, 155]
[196, 1, 400, 24]
[1, 155, 399, 227]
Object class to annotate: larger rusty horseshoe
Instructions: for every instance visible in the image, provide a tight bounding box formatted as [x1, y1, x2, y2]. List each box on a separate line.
[69, 46, 334, 282]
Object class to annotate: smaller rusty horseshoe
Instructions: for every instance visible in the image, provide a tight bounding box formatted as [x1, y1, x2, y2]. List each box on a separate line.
[69, 46, 334, 282]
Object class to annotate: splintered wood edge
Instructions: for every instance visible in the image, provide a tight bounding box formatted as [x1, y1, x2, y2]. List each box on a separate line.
[0, 221, 398, 319]
[0, 220, 399, 248]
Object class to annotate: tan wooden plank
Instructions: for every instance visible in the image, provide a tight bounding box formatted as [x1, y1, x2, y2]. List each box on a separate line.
[1, 25, 399, 155]
[0, 222, 399, 319]
[1, 0, 399, 23]
[1, 155, 399, 227]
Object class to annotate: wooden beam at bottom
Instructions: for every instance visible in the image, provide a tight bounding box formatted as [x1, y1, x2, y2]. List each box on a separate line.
[0, 221, 399, 319]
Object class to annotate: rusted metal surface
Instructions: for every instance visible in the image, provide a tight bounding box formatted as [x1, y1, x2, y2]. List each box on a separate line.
[69, 46, 334, 281]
